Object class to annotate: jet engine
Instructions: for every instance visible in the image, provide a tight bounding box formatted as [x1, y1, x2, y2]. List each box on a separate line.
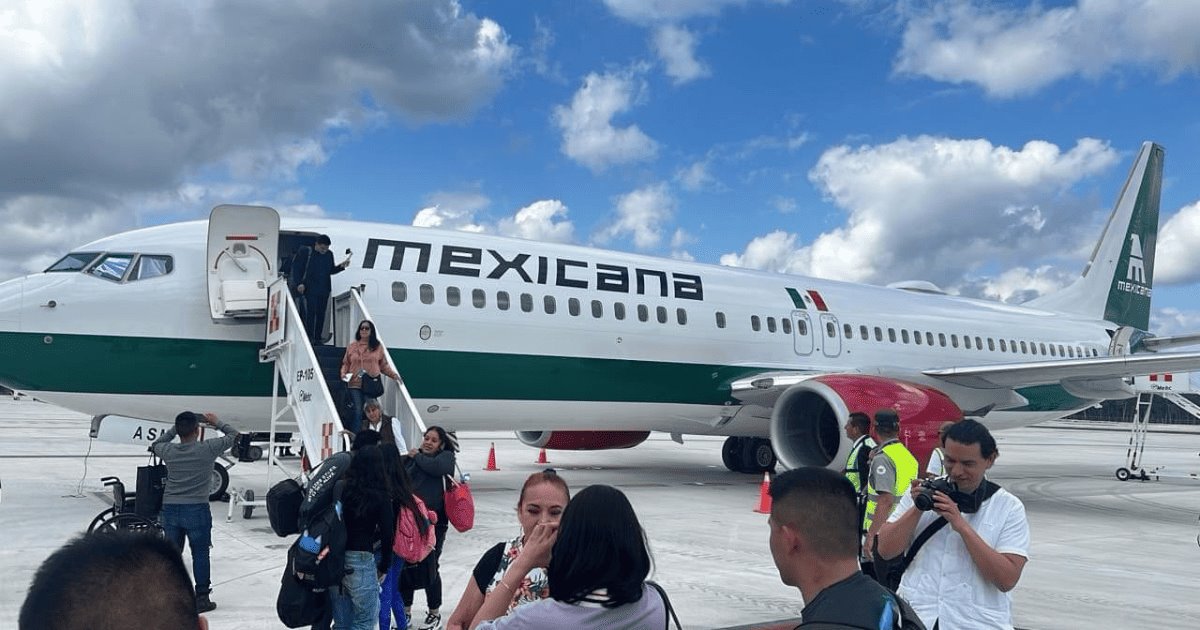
[515, 430, 651, 451]
[769, 374, 962, 470]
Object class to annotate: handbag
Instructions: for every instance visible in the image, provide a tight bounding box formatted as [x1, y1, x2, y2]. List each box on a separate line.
[360, 373, 384, 398]
[135, 458, 167, 518]
[443, 468, 475, 533]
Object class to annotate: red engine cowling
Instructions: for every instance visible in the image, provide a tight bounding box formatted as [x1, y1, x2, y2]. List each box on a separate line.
[515, 430, 651, 451]
[768, 374, 962, 471]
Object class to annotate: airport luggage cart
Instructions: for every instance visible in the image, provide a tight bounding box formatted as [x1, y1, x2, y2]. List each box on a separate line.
[1115, 392, 1200, 482]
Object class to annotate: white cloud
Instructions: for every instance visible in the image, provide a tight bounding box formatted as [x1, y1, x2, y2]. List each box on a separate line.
[1157, 200, 1200, 285]
[723, 136, 1120, 293]
[896, 1, 1200, 97]
[653, 25, 711, 84]
[676, 160, 717, 191]
[412, 190, 490, 233]
[0, 0, 514, 279]
[554, 71, 659, 172]
[497, 200, 575, 243]
[597, 183, 676, 249]
[1151, 307, 1200, 339]
[603, 0, 777, 24]
[771, 195, 798, 214]
[961, 265, 1076, 304]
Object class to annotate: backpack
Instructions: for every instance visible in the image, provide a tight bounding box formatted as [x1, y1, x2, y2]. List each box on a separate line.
[393, 494, 438, 564]
[267, 478, 304, 537]
[287, 452, 352, 590]
[277, 550, 328, 627]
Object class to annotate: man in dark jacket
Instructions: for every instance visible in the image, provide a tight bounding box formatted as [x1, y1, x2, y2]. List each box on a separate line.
[290, 234, 348, 343]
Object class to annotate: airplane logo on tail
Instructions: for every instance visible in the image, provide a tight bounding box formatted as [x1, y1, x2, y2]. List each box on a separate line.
[1126, 234, 1145, 284]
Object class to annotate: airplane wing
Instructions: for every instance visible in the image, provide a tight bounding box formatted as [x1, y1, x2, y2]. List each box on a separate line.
[922, 351, 1200, 389]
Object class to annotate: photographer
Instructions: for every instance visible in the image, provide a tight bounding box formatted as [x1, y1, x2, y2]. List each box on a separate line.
[876, 419, 1029, 629]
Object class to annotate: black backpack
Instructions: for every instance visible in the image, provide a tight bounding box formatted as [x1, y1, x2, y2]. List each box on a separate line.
[287, 452, 352, 590]
[267, 478, 304, 537]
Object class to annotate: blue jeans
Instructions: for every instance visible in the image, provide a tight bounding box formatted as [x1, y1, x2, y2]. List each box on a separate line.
[380, 553, 407, 630]
[161, 503, 213, 594]
[347, 387, 364, 434]
[334, 551, 380, 630]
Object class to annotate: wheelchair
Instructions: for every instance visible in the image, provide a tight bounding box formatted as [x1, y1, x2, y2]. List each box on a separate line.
[86, 476, 165, 536]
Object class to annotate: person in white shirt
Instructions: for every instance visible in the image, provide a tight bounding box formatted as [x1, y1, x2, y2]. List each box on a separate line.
[877, 419, 1030, 630]
[921, 422, 955, 479]
[362, 400, 407, 454]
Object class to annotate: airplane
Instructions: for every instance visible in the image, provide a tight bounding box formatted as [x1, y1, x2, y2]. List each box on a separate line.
[2, 140, 1199, 481]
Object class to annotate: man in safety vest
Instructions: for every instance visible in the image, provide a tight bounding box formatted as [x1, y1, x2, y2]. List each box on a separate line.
[842, 412, 876, 545]
[861, 408, 918, 579]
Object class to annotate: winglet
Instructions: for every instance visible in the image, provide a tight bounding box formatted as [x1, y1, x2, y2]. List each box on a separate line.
[1025, 141, 1163, 330]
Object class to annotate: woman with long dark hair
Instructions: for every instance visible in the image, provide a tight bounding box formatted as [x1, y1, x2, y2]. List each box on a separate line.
[447, 470, 571, 630]
[333, 445, 395, 630]
[380, 444, 424, 630]
[401, 426, 458, 630]
[340, 319, 400, 433]
[471, 484, 673, 629]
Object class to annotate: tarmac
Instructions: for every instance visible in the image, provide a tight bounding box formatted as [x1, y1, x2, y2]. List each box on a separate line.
[2, 397, 1199, 629]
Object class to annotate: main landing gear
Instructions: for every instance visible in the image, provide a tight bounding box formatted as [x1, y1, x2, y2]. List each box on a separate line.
[722, 437, 777, 474]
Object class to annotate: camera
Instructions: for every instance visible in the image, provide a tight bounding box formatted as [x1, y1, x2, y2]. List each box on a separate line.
[914, 477, 956, 511]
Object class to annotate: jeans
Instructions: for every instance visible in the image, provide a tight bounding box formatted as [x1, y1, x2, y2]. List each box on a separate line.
[161, 503, 213, 594]
[380, 553, 407, 630]
[347, 387, 364, 434]
[334, 551, 380, 630]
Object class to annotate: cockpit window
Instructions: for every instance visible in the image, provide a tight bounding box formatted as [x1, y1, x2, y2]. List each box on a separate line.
[90, 254, 135, 282]
[130, 255, 173, 280]
[46, 252, 101, 273]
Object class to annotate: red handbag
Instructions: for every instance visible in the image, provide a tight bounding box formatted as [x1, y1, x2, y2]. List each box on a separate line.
[443, 472, 475, 533]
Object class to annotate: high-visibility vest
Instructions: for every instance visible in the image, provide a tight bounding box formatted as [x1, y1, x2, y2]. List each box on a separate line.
[863, 440, 919, 532]
[843, 435, 876, 494]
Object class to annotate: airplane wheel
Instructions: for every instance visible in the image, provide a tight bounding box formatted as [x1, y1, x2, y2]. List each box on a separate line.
[721, 437, 742, 472]
[741, 438, 776, 473]
[242, 489, 255, 519]
[209, 463, 230, 501]
[248, 445, 264, 462]
[1115, 467, 1131, 481]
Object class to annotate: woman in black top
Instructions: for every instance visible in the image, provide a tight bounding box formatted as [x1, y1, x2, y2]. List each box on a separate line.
[402, 426, 458, 630]
[446, 470, 570, 630]
[333, 444, 394, 630]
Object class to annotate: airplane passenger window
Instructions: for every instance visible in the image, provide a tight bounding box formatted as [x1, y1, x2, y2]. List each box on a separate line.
[544, 295, 556, 314]
[392, 282, 408, 302]
[860, 325, 869, 339]
[927, 332, 935, 346]
[1020, 341, 1028, 353]
[568, 298, 580, 316]
[592, 300, 603, 318]
[1067, 346, 1075, 358]
[497, 291, 511, 311]
[798, 319, 808, 336]
[446, 286, 461, 307]
[999, 339, 1007, 352]
[1049, 345, 1057, 357]
[615, 302, 626, 320]
[46, 251, 101, 273]
[767, 317, 777, 333]
[951, 334, 959, 348]
[520, 293, 534, 313]
[843, 323, 852, 339]
[987, 338, 995, 351]
[964, 336, 972, 349]
[973, 336, 982, 349]
[657, 306, 668, 324]
[902, 330, 911, 344]
[873, 326, 882, 341]
[472, 289, 486, 308]
[638, 305, 649, 322]
[751, 315, 761, 331]
[939, 333, 947, 347]
[90, 254, 134, 282]
[676, 308, 688, 325]
[1010, 339, 1018, 353]
[1058, 344, 1067, 357]
[912, 330, 920, 345]
[888, 328, 896, 343]
[783, 318, 792, 334]
[130, 255, 173, 280]
[1039, 342, 1047, 355]
[827, 322, 836, 337]
[420, 284, 434, 305]
[715, 311, 726, 328]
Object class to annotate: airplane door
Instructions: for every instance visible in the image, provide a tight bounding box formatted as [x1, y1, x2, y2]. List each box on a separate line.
[819, 313, 841, 357]
[792, 310, 814, 355]
[207, 205, 280, 320]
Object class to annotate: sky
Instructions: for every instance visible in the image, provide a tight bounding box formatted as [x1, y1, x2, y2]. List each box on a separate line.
[3, 0, 1200, 337]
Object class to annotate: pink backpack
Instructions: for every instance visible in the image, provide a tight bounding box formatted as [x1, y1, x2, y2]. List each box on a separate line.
[393, 495, 438, 564]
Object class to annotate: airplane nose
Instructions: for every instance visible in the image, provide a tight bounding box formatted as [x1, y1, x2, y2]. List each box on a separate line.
[0, 276, 22, 332]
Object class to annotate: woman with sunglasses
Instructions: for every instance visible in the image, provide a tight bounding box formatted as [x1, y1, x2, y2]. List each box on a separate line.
[340, 319, 399, 433]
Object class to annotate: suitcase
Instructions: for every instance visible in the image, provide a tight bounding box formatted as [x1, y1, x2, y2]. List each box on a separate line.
[267, 478, 304, 537]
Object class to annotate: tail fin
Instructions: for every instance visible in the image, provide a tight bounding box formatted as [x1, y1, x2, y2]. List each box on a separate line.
[1025, 141, 1163, 330]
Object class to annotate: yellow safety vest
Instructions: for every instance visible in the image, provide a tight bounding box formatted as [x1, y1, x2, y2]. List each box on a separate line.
[863, 440, 919, 532]
[843, 436, 876, 494]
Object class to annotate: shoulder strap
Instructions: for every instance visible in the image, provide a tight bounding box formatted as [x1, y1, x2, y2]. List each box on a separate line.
[896, 517, 948, 574]
[646, 580, 682, 630]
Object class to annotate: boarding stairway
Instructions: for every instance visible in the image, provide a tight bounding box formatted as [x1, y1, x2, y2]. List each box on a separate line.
[1115, 391, 1200, 482]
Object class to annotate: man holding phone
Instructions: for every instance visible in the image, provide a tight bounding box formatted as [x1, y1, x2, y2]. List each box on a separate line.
[151, 411, 240, 613]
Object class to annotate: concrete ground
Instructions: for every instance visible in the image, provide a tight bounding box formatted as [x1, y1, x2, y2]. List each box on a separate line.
[1, 398, 1199, 629]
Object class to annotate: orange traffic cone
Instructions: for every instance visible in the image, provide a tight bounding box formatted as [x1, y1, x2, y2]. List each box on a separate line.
[485, 442, 500, 471]
[535, 448, 549, 464]
[753, 471, 772, 514]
